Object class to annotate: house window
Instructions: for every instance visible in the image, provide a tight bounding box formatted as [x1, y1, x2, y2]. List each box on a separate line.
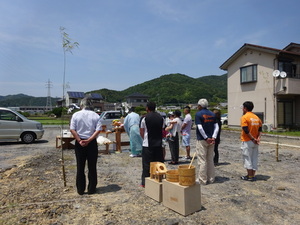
[277, 100, 293, 128]
[240, 65, 257, 83]
[278, 60, 297, 78]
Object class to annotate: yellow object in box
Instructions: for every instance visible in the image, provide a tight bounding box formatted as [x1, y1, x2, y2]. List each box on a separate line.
[112, 119, 121, 126]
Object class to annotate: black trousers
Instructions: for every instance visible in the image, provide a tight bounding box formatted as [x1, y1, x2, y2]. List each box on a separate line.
[214, 143, 219, 164]
[141, 146, 164, 186]
[168, 132, 179, 163]
[74, 139, 98, 194]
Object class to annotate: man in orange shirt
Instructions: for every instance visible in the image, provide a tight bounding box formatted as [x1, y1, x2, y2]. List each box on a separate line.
[240, 101, 262, 182]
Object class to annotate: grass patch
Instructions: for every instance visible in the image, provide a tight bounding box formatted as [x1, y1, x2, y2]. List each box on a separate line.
[28, 117, 70, 125]
[222, 127, 300, 137]
[268, 131, 300, 137]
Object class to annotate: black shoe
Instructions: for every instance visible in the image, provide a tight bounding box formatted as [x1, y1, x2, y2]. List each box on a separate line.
[241, 175, 249, 181]
[88, 190, 96, 195]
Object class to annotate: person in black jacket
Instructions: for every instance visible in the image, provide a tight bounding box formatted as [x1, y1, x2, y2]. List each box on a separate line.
[213, 109, 222, 166]
[140, 102, 164, 187]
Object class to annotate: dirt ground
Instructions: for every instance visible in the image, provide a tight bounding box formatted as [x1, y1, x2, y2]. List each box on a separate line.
[0, 127, 299, 225]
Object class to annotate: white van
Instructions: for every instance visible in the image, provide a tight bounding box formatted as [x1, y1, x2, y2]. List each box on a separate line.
[99, 110, 122, 130]
[0, 107, 44, 143]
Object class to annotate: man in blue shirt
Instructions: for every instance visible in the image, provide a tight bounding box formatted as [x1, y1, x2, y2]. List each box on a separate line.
[70, 98, 102, 195]
[195, 99, 219, 185]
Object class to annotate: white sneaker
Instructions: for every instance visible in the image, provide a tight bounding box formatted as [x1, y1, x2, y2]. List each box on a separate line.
[184, 156, 191, 160]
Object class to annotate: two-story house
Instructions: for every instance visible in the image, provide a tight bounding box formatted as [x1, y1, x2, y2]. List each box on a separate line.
[220, 43, 300, 130]
[126, 93, 149, 107]
[66, 91, 85, 106]
[66, 91, 104, 111]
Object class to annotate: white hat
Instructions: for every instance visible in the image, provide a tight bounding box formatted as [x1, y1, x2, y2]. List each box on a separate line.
[198, 99, 208, 108]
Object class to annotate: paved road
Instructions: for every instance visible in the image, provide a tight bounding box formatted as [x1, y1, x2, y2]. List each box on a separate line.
[0, 126, 130, 171]
[0, 127, 61, 171]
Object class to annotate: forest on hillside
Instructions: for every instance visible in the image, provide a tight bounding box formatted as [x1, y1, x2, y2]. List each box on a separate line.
[90, 73, 227, 105]
[0, 73, 227, 107]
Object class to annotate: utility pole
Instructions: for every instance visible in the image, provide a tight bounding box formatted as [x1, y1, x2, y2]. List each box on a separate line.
[45, 79, 53, 111]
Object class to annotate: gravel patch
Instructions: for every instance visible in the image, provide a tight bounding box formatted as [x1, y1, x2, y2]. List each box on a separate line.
[0, 128, 299, 224]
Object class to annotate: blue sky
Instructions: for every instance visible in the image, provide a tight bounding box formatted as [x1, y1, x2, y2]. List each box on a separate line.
[0, 0, 299, 97]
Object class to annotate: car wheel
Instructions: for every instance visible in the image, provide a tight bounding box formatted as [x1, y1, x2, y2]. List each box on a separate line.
[223, 120, 228, 125]
[21, 132, 35, 144]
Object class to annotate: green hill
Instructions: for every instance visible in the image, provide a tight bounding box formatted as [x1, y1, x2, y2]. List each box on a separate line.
[90, 73, 227, 104]
[1, 73, 227, 107]
[0, 94, 59, 107]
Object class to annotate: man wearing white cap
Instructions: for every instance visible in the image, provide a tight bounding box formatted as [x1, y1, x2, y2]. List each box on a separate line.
[195, 98, 219, 185]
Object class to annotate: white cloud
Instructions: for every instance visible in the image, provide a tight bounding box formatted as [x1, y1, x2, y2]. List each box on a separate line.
[146, 0, 195, 22]
[241, 30, 269, 45]
[214, 38, 227, 48]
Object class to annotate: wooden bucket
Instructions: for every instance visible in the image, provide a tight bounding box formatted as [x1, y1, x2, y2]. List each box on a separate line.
[166, 169, 179, 182]
[178, 165, 195, 186]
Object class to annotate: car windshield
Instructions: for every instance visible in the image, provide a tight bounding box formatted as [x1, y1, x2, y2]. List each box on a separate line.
[99, 112, 105, 119]
[13, 110, 28, 120]
[221, 113, 228, 117]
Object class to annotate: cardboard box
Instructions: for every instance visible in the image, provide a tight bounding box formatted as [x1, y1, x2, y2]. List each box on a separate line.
[162, 179, 201, 216]
[145, 178, 163, 202]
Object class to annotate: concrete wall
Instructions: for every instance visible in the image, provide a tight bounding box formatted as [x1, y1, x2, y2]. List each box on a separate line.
[227, 49, 276, 127]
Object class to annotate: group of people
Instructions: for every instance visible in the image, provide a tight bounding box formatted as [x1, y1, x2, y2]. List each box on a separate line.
[164, 107, 193, 165]
[70, 97, 262, 195]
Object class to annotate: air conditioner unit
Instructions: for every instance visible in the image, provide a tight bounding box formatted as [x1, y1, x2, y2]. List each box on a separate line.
[262, 123, 272, 132]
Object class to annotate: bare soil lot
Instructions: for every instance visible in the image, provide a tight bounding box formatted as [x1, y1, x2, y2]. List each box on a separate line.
[0, 127, 299, 224]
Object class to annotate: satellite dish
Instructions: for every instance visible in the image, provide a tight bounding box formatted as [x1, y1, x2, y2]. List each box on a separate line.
[272, 70, 280, 77]
[280, 71, 287, 78]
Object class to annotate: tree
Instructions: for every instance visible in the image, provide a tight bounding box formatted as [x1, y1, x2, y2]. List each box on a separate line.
[59, 27, 79, 187]
[60, 27, 79, 102]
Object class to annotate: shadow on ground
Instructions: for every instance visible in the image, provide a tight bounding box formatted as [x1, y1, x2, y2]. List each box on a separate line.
[97, 184, 122, 194]
[256, 174, 271, 181]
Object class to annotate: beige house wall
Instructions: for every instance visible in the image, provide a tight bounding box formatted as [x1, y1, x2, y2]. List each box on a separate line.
[227, 49, 276, 127]
[66, 96, 81, 106]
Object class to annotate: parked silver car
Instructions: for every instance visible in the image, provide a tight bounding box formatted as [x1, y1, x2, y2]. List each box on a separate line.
[99, 110, 122, 130]
[221, 113, 228, 125]
[0, 107, 44, 143]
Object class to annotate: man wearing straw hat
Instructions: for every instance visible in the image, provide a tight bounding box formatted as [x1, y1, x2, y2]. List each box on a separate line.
[195, 98, 219, 185]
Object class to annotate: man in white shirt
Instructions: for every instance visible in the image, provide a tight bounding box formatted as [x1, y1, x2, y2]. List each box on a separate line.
[70, 98, 102, 195]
